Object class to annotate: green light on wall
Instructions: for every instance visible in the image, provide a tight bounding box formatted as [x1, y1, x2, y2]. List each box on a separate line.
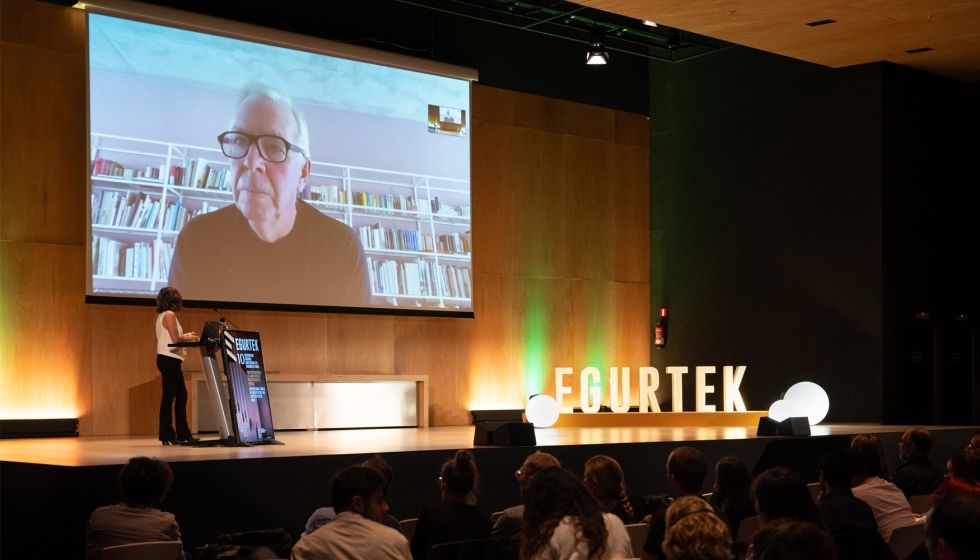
[523, 280, 546, 400]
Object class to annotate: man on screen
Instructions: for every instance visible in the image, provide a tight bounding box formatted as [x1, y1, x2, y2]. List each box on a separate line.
[168, 83, 371, 306]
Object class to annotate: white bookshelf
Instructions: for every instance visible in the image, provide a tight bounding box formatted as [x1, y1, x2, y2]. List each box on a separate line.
[89, 133, 472, 309]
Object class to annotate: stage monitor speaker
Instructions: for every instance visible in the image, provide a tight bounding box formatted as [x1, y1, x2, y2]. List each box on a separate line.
[757, 417, 780, 436]
[473, 422, 537, 446]
[752, 435, 850, 482]
[777, 417, 812, 437]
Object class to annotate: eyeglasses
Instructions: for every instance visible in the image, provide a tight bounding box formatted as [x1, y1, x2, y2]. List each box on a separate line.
[515, 469, 522, 480]
[218, 131, 306, 163]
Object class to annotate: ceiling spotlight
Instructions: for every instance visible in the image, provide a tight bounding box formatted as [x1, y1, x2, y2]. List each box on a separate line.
[643, 20, 658, 27]
[666, 28, 681, 48]
[586, 28, 609, 65]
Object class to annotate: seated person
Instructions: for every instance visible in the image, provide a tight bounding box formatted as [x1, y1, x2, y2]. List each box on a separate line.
[492, 451, 561, 556]
[710, 456, 758, 539]
[521, 466, 631, 559]
[965, 429, 980, 460]
[583, 455, 650, 525]
[931, 453, 980, 500]
[749, 521, 838, 560]
[411, 450, 492, 560]
[641, 447, 728, 560]
[302, 456, 401, 538]
[849, 446, 915, 542]
[86, 457, 184, 560]
[291, 465, 410, 560]
[893, 427, 944, 498]
[925, 494, 980, 560]
[752, 467, 823, 527]
[851, 434, 892, 481]
[816, 450, 895, 560]
[662, 496, 732, 560]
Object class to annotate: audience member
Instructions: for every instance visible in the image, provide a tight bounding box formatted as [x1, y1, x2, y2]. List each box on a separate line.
[924, 493, 980, 560]
[411, 450, 492, 560]
[931, 454, 980, 500]
[852, 434, 892, 481]
[584, 455, 649, 525]
[662, 495, 732, 560]
[520, 466, 631, 560]
[491, 451, 561, 556]
[749, 521, 838, 560]
[86, 457, 184, 560]
[816, 450, 878, 535]
[849, 446, 915, 543]
[894, 427, 944, 498]
[752, 467, 822, 526]
[302, 455, 401, 537]
[710, 456, 757, 538]
[291, 465, 410, 560]
[641, 447, 728, 560]
[965, 430, 980, 460]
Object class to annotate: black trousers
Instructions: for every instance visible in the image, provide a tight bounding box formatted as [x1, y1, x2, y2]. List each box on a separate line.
[157, 354, 191, 441]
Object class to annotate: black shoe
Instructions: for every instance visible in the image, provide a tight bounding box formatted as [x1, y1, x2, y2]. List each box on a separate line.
[161, 438, 178, 446]
[177, 435, 200, 443]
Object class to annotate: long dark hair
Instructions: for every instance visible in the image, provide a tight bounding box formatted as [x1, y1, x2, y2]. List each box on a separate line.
[712, 456, 754, 512]
[584, 455, 635, 523]
[521, 466, 608, 560]
[751, 467, 821, 526]
[155, 287, 183, 313]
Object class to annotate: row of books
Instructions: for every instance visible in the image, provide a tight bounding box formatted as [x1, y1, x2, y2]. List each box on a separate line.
[168, 158, 232, 191]
[92, 235, 173, 279]
[438, 232, 471, 255]
[359, 224, 435, 253]
[92, 158, 165, 181]
[309, 185, 470, 218]
[92, 191, 219, 232]
[368, 257, 472, 300]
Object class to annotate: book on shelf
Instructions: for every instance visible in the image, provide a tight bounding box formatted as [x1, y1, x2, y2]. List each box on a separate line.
[437, 231, 471, 255]
[92, 235, 173, 280]
[368, 257, 471, 300]
[91, 191, 165, 230]
[168, 157, 232, 191]
[162, 200, 217, 232]
[309, 185, 348, 204]
[92, 158, 165, 181]
[358, 223, 435, 253]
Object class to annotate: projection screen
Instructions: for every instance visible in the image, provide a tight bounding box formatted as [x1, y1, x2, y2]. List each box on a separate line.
[86, 6, 474, 316]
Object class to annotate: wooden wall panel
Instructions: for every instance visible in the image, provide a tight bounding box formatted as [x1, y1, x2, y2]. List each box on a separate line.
[0, 0, 650, 433]
[0, 42, 87, 245]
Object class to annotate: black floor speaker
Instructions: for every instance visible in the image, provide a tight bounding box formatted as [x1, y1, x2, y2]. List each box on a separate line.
[473, 422, 537, 446]
[756, 416, 812, 437]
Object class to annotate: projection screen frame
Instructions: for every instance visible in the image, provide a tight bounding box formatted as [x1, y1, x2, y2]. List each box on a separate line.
[83, 0, 477, 319]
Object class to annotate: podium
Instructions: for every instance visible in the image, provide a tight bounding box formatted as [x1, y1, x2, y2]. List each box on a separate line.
[171, 322, 282, 447]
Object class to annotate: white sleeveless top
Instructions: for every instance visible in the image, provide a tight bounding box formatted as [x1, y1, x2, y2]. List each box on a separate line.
[155, 312, 186, 361]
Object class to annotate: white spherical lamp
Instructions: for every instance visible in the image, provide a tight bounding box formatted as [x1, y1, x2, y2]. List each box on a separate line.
[525, 394, 560, 428]
[783, 382, 830, 425]
[768, 399, 794, 422]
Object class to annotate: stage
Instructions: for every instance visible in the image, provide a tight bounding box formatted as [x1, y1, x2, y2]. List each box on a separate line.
[1, 424, 975, 559]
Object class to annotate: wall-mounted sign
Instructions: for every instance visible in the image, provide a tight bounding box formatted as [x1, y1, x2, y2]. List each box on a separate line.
[554, 366, 747, 413]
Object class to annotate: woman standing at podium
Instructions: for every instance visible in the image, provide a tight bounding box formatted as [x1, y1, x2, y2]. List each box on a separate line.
[155, 287, 199, 445]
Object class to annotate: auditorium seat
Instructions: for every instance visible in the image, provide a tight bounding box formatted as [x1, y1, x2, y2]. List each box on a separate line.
[401, 517, 418, 541]
[424, 538, 510, 560]
[735, 516, 762, 546]
[807, 482, 821, 501]
[908, 495, 931, 514]
[832, 531, 898, 560]
[490, 511, 504, 525]
[625, 523, 647, 558]
[102, 541, 183, 560]
[888, 523, 926, 560]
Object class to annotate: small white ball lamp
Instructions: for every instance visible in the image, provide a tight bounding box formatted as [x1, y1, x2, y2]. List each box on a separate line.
[767, 399, 795, 423]
[784, 382, 830, 425]
[525, 394, 560, 428]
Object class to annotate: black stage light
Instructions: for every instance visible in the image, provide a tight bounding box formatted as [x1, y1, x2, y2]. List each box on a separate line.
[0, 418, 79, 439]
[586, 28, 609, 65]
[471, 410, 536, 446]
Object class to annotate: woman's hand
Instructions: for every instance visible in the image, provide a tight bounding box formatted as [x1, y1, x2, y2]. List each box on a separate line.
[182, 332, 200, 342]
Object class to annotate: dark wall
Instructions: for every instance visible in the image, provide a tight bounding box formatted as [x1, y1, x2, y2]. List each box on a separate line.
[880, 63, 980, 425]
[649, 46, 885, 421]
[140, 0, 650, 115]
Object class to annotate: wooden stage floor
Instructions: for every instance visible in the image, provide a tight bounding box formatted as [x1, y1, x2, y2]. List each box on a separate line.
[0, 423, 969, 467]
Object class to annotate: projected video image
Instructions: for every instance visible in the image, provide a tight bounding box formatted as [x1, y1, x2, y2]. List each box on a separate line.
[88, 14, 472, 312]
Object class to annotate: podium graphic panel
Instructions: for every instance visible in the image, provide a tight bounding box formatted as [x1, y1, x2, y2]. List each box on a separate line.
[222, 330, 276, 444]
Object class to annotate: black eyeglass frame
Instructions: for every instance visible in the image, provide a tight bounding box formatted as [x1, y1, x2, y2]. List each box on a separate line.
[217, 131, 307, 163]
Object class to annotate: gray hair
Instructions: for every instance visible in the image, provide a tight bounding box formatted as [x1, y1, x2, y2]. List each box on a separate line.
[235, 82, 310, 156]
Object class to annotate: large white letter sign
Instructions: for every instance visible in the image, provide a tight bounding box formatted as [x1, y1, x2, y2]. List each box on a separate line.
[555, 367, 574, 414]
[639, 367, 661, 413]
[580, 367, 602, 413]
[609, 367, 630, 413]
[724, 365, 747, 412]
[667, 366, 688, 412]
[695, 366, 716, 412]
